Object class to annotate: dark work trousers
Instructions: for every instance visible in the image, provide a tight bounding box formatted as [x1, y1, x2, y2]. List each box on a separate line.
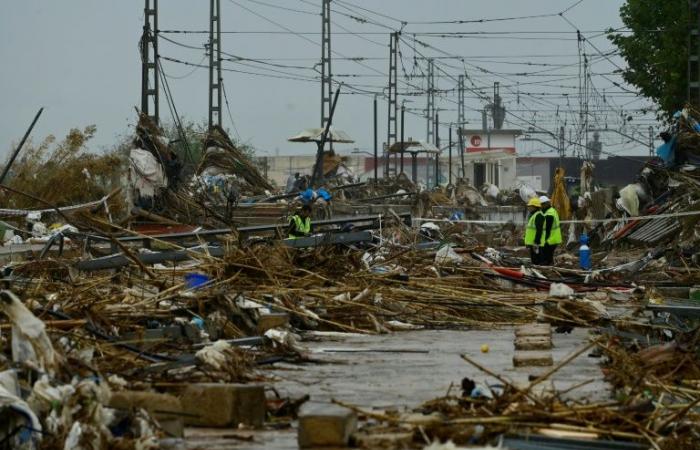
[541, 244, 557, 265]
[529, 246, 542, 265]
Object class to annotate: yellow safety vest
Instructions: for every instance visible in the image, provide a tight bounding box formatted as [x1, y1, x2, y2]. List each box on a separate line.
[289, 215, 311, 239]
[524, 211, 543, 246]
[544, 207, 562, 245]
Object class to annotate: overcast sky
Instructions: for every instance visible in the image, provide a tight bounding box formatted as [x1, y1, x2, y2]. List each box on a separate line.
[1, 0, 659, 159]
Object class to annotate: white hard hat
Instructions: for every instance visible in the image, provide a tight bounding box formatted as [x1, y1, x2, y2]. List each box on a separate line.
[539, 195, 551, 203]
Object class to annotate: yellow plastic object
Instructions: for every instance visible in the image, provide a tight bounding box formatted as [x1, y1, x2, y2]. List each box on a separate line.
[551, 167, 571, 220]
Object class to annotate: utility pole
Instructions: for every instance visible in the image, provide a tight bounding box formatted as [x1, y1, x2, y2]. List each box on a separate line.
[140, 0, 159, 124]
[448, 126, 452, 185]
[373, 95, 378, 182]
[411, 152, 418, 184]
[559, 125, 565, 166]
[387, 31, 399, 176]
[400, 101, 405, 174]
[311, 87, 341, 187]
[208, 0, 222, 129]
[426, 59, 435, 144]
[689, 0, 700, 106]
[648, 126, 654, 158]
[457, 75, 465, 127]
[458, 127, 465, 180]
[435, 111, 440, 187]
[321, 0, 333, 132]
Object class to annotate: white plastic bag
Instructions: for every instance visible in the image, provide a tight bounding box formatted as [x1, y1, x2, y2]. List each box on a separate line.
[549, 282, 574, 298]
[0, 291, 57, 372]
[435, 245, 463, 265]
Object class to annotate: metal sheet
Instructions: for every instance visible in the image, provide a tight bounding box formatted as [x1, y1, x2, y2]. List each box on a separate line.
[283, 231, 372, 248]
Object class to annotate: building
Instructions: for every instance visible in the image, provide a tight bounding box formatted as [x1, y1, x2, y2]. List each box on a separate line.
[457, 129, 521, 189]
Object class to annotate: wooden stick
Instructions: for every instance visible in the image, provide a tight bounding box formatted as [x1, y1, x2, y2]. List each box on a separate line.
[460, 353, 546, 408]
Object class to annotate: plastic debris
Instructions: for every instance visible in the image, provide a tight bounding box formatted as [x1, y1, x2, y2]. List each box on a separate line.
[549, 283, 574, 298]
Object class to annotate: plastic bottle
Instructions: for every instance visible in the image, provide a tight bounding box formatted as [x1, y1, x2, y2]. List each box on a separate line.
[579, 233, 591, 270]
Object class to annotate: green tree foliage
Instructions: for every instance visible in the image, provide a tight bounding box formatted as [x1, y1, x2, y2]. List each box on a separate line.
[2, 126, 124, 209]
[608, 0, 689, 117]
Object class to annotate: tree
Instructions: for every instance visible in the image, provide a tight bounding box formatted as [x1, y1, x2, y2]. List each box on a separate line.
[608, 0, 689, 117]
[2, 125, 125, 209]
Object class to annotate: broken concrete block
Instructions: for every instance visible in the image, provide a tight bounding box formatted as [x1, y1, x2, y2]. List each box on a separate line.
[514, 323, 551, 338]
[107, 390, 183, 437]
[514, 336, 552, 351]
[179, 383, 265, 428]
[298, 403, 357, 448]
[513, 351, 553, 367]
[355, 431, 414, 448]
[256, 312, 290, 334]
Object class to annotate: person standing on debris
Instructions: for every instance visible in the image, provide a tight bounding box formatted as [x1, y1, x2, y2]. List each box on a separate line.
[524, 197, 544, 264]
[288, 204, 313, 239]
[285, 172, 299, 193]
[538, 195, 562, 265]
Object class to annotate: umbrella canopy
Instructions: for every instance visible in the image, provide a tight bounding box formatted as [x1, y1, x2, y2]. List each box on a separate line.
[388, 140, 440, 154]
[288, 128, 355, 143]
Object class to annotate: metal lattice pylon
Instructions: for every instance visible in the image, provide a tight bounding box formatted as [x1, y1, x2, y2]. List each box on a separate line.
[426, 59, 435, 144]
[208, 0, 222, 129]
[140, 0, 159, 124]
[321, 0, 332, 129]
[386, 32, 399, 175]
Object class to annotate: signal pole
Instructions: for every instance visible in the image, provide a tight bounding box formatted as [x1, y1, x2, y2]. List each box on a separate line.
[208, 0, 222, 129]
[140, 0, 159, 124]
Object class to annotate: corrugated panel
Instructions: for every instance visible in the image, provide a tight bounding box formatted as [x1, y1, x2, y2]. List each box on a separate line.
[626, 217, 680, 244]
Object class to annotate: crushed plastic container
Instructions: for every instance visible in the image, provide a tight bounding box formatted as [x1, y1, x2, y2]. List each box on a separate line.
[185, 273, 210, 289]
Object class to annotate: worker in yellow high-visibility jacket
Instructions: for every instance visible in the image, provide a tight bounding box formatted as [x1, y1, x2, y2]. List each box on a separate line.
[524, 197, 544, 265]
[287, 204, 312, 239]
[538, 195, 562, 265]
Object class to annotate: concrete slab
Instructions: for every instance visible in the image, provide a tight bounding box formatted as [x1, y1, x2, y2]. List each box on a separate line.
[514, 323, 552, 338]
[514, 336, 552, 350]
[179, 383, 266, 428]
[513, 351, 554, 367]
[297, 403, 357, 448]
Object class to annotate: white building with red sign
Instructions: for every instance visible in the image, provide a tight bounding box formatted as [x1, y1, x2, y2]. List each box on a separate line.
[454, 129, 521, 189]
